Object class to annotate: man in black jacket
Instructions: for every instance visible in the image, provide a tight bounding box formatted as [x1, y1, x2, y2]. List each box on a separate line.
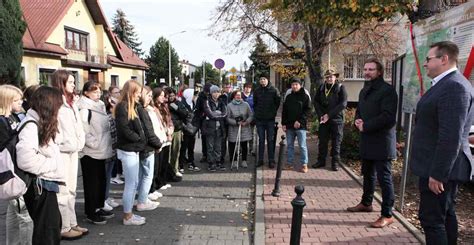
[254, 77, 281, 168]
[346, 57, 397, 229]
[281, 78, 311, 173]
[313, 69, 347, 171]
[195, 83, 212, 163]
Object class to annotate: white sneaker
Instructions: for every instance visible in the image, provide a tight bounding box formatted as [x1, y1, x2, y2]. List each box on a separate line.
[136, 200, 159, 211]
[103, 201, 113, 211]
[106, 198, 120, 208]
[159, 185, 168, 190]
[123, 214, 146, 226]
[148, 191, 162, 201]
[110, 176, 124, 185]
[241, 161, 248, 168]
[179, 168, 185, 174]
[175, 172, 183, 177]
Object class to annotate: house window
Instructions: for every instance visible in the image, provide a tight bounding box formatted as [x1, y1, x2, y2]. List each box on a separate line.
[39, 68, 56, 85]
[20, 66, 25, 85]
[343, 54, 394, 80]
[111, 75, 119, 87]
[131, 76, 138, 81]
[65, 29, 88, 52]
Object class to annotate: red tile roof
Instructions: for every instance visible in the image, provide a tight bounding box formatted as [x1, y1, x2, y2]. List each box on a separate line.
[20, 0, 147, 69]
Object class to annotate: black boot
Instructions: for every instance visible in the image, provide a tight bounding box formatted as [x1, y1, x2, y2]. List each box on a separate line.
[312, 161, 326, 169]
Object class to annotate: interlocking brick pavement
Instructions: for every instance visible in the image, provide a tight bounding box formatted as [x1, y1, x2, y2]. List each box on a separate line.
[0, 137, 255, 244]
[261, 134, 422, 245]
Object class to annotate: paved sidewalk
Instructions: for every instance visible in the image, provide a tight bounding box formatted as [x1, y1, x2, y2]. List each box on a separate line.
[0, 137, 255, 245]
[261, 135, 422, 245]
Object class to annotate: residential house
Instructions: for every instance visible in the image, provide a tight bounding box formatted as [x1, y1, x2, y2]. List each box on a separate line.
[20, 0, 148, 90]
[179, 60, 198, 88]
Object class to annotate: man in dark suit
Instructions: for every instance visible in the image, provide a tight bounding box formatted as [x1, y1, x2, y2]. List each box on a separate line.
[346, 57, 398, 228]
[410, 41, 474, 245]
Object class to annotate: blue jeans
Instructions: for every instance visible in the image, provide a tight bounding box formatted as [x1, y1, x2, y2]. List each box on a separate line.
[104, 157, 115, 200]
[361, 159, 395, 217]
[256, 119, 276, 163]
[286, 128, 308, 166]
[117, 150, 140, 213]
[137, 153, 154, 204]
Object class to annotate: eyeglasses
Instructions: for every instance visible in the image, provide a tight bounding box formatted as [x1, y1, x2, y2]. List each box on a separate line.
[425, 55, 441, 63]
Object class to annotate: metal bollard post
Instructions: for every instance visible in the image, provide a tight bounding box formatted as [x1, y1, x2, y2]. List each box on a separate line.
[271, 135, 286, 197]
[290, 185, 306, 245]
[272, 121, 279, 156]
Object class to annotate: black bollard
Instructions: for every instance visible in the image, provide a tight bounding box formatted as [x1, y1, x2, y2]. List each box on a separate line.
[272, 121, 279, 156]
[290, 185, 306, 245]
[271, 135, 286, 197]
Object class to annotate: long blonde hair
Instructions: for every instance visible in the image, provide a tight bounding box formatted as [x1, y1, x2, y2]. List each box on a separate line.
[0, 85, 23, 116]
[119, 80, 142, 120]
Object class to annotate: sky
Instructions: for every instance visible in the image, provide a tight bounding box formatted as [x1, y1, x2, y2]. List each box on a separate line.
[100, 0, 252, 71]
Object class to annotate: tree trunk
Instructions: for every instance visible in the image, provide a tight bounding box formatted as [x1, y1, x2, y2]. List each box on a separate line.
[303, 25, 330, 97]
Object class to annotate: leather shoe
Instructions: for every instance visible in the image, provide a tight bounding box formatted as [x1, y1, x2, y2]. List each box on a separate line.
[61, 229, 83, 240]
[268, 161, 275, 169]
[346, 203, 373, 212]
[331, 165, 339, 171]
[312, 162, 325, 169]
[370, 216, 394, 228]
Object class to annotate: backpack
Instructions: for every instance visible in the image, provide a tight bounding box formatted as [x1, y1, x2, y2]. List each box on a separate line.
[0, 120, 36, 200]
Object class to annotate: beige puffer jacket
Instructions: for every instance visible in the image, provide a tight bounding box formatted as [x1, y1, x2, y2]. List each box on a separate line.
[56, 96, 85, 154]
[16, 110, 65, 183]
[76, 96, 113, 160]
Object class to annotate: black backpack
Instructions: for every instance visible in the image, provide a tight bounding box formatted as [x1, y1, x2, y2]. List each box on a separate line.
[0, 118, 36, 200]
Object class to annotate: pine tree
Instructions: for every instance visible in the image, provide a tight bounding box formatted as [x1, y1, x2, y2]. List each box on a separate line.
[111, 9, 144, 57]
[145, 37, 181, 86]
[248, 35, 270, 83]
[0, 0, 26, 86]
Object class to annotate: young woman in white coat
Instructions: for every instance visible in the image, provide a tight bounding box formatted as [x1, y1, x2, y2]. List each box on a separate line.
[51, 70, 87, 240]
[16, 86, 66, 245]
[77, 81, 114, 225]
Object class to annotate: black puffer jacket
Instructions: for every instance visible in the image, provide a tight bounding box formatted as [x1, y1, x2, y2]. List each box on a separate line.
[115, 102, 146, 152]
[168, 100, 190, 132]
[202, 96, 227, 136]
[137, 104, 162, 153]
[313, 82, 348, 124]
[254, 82, 281, 121]
[282, 88, 311, 130]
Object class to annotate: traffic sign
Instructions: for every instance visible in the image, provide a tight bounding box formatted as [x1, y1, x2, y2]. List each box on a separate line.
[214, 59, 225, 69]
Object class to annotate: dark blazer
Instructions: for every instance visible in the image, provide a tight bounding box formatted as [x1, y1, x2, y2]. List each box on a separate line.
[410, 71, 474, 182]
[356, 77, 398, 160]
[115, 102, 146, 152]
[313, 82, 348, 124]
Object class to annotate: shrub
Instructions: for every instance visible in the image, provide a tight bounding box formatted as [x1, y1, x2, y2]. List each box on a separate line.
[341, 108, 360, 160]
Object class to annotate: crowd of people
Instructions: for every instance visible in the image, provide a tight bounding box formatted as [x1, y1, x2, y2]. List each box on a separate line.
[0, 41, 472, 245]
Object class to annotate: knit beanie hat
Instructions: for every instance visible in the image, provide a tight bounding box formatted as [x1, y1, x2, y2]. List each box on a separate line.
[210, 85, 220, 94]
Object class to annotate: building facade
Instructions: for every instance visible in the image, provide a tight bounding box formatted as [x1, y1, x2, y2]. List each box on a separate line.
[20, 0, 148, 90]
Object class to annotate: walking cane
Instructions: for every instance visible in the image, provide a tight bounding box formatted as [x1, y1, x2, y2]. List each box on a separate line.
[231, 124, 242, 170]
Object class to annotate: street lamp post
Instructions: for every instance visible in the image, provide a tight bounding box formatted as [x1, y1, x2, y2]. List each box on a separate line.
[168, 30, 186, 86]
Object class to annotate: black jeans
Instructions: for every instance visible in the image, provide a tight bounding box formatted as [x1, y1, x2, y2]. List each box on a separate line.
[419, 178, 459, 245]
[361, 159, 394, 217]
[317, 122, 343, 164]
[24, 181, 61, 245]
[256, 119, 276, 163]
[229, 141, 248, 162]
[201, 134, 208, 160]
[180, 134, 196, 166]
[80, 155, 106, 217]
[151, 146, 171, 191]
